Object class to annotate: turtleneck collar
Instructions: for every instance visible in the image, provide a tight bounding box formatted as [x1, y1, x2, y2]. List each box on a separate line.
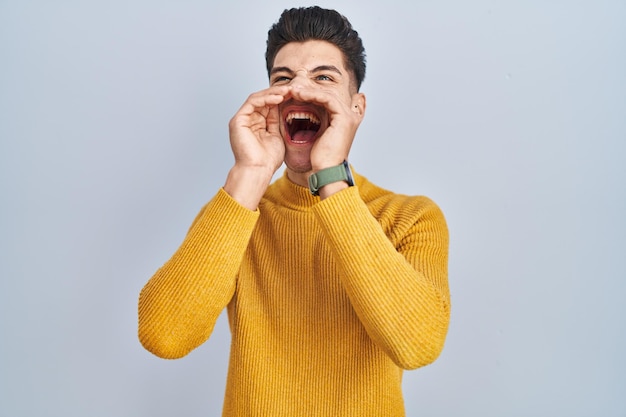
[262, 168, 365, 211]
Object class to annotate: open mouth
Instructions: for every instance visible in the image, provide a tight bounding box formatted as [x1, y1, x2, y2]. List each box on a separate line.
[285, 111, 321, 144]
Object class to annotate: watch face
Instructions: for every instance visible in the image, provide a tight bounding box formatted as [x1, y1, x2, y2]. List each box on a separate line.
[344, 160, 355, 186]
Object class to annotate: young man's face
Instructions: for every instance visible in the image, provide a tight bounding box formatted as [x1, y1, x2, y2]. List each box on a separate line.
[269, 40, 360, 174]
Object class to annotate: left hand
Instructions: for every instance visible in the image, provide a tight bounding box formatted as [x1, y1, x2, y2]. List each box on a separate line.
[289, 85, 365, 170]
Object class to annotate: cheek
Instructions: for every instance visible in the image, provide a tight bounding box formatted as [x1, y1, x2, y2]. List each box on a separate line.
[321, 88, 352, 107]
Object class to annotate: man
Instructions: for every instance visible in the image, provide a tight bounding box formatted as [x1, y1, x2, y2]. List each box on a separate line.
[138, 6, 450, 416]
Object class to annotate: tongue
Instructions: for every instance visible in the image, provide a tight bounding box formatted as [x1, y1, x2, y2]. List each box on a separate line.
[291, 130, 317, 143]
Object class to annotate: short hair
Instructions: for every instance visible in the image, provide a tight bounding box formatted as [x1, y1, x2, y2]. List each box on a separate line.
[265, 6, 367, 91]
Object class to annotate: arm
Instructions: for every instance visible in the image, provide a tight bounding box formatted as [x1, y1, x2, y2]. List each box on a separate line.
[312, 187, 450, 369]
[138, 86, 291, 358]
[138, 190, 259, 359]
[290, 83, 449, 367]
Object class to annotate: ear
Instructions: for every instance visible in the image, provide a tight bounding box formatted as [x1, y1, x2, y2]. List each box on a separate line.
[351, 92, 367, 119]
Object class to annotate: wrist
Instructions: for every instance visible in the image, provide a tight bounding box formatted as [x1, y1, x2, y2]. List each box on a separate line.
[224, 164, 275, 210]
[311, 157, 345, 173]
[308, 160, 354, 198]
[317, 181, 349, 200]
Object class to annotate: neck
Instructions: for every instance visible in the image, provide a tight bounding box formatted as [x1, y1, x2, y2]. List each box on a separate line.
[286, 168, 311, 188]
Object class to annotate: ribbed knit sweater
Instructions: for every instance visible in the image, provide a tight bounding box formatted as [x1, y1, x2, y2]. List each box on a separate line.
[138, 170, 450, 417]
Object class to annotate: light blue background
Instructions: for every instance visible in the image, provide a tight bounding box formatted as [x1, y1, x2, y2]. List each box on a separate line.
[1, 1, 624, 416]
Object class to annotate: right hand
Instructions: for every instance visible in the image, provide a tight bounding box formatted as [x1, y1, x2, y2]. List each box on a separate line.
[223, 86, 291, 210]
[228, 86, 292, 174]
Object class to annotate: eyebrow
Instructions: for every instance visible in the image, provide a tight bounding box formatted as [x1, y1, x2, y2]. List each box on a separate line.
[270, 65, 344, 77]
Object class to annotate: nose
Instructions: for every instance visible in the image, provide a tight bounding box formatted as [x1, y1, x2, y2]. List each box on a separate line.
[289, 70, 312, 88]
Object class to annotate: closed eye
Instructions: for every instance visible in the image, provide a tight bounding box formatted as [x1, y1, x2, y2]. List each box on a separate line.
[315, 74, 333, 82]
[272, 76, 291, 85]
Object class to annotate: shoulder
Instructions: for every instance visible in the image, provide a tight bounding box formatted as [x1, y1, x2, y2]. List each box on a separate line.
[355, 172, 447, 240]
[356, 172, 442, 215]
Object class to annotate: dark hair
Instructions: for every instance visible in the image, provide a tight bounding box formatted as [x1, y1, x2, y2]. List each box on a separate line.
[265, 6, 366, 91]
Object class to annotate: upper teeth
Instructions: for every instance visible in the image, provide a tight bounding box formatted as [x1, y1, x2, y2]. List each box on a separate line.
[286, 112, 320, 125]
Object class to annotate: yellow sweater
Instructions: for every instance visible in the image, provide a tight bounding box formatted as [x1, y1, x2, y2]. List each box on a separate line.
[138, 171, 450, 417]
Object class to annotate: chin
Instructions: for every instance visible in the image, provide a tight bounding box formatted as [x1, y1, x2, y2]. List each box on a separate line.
[285, 161, 313, 175]
[284, 154, 313, 175]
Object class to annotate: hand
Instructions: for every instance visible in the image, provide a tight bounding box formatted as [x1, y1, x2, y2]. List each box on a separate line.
[224, 86, 291, 210]
[289, 85, 365, 171]
[228, 86, 292, 174]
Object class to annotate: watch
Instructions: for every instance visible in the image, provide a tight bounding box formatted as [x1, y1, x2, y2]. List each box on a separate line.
[308, 160, 354, 196]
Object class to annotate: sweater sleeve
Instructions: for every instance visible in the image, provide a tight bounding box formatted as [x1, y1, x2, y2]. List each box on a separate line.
[311, 186, 450, 369]
[138, 188, 259, 359]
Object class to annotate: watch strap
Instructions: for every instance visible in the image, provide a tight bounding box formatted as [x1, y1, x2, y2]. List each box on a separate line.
[308, 160, 353, 196]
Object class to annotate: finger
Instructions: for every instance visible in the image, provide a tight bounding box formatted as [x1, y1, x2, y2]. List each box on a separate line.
[239, 86, 292, 114]
[289, 86, 346, 114]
